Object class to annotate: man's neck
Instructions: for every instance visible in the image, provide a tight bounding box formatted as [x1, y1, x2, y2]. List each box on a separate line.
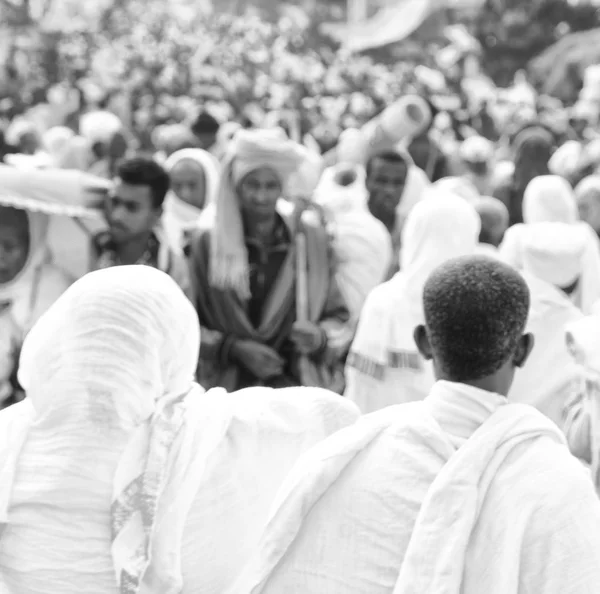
[368, 203, 396, 234]
[114, 232, 152, 265]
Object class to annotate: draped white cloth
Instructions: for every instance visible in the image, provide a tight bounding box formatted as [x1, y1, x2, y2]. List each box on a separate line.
[228, 381, 600, 594]
[0, 266, 360, 594]
[345, 192, 480, 412]
[313, 164, 392, 322]
[0, 211, 72, 405]
[563, 313, 600, 492]
[508, 272, 583, 428]
[162, 148, 220, 250]
[500, 176, 600, 314]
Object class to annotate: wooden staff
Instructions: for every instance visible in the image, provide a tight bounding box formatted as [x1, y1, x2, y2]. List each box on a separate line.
[295, 231, 309, 323]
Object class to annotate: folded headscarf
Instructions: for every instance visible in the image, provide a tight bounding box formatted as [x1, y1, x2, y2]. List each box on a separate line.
[163, 149, 220, 248]
[522, 222, 587, 288]
[210, 129, 307, 298]
[0, 266, 200, 594]
[523, 175, 578, 224]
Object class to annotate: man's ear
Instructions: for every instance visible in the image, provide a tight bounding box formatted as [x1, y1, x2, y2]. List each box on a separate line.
[513, 332, 534, 369]
[413, 325, 433, 361]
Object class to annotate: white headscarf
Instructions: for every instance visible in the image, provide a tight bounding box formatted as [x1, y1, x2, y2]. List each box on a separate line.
[522, 175, 578, 224]
[210, 129, 307, 298]
[314, 164, 392, 321]
[0, 266, 200, 594]
[163, 149, 220, 249]
[42, 126, 76, 165]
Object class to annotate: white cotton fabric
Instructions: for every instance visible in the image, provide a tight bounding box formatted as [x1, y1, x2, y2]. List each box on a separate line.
[563, 314, 600, 492]
[176, 387, 360, 594]
[228, 381, 600, 594]
[522, 175, 578, 224]
[163, 148, 220, 249]
[0, 211, 72, 406]
[313, 164, 392, 322]
[0, 266, 201, 594]
[501, 221, 600, 315]
[508, 272, 583, 428]
[345, 193, 480, 413]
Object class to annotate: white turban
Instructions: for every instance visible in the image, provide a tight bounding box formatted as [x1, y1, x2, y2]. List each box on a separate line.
[522, 222, 586, 288]
[523, 175, 578, 224]
[211, 129, 307, 298]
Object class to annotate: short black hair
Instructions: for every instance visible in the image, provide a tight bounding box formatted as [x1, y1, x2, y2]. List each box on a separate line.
[365, 150, 409, 179]
[117, 157, 170, 209]
[422, 255, 530, 382]
[191, 110, 220, 136]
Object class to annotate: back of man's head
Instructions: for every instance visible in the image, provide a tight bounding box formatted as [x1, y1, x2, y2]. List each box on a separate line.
[417, 256, 531, 393]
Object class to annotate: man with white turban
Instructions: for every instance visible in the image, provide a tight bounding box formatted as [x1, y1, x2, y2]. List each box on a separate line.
[188, 129, 351, 392]
[229, 256, 600, 594]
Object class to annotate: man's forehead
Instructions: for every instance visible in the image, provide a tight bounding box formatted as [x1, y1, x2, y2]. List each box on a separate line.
[371, 157, 407, 176]
[113, 179, 152, 203]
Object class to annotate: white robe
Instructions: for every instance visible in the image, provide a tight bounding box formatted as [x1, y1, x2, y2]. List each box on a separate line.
[345, 193, 480, 413]
[508, 273, 584, 428]
[228, 381, 600, 594]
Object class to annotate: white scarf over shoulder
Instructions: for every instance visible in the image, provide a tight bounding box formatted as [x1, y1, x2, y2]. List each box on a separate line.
[0, 266, 360, 594]
[345, 192, 480, 412]
[313, 164, 392, 322]
[228, 381, 600, 594]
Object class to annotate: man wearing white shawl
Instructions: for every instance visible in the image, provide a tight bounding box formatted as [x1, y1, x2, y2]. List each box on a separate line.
[0, 266, 360, 594]
[500, 175, 600, 314]
[229, 256, 600, 594]
[345, 192, 480, 413]
[163, 148, 220, 253]
[313, 163, 392, 323]
[189, 129, 351, 392]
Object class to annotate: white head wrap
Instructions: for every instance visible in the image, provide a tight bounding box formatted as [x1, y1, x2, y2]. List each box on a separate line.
[548, 141, 584, 179]
[522, 222, 587, 288]
[522, 175, 578, 224]
[80, 110, 122, 145]
[42, 126, 75, 164]
[210, 129, 307, 298]
[0, 266, 200, 593]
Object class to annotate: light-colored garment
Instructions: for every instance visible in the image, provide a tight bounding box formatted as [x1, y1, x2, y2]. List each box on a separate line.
[314, 164, 392, 322]
[345, 193, 480, 413]
[210, 129, 307, 299]
[563, 313, 600, 492]
[42, 126, 76, 166]
[162, 148, 220, 250]
[433, 175, 480, 203]
[508, 272, 583, 427]
[0, 212, 72, 406]
[522, 175, 578, 224]
[0, 266, 201, 594]
[501, 221, 600, 315]
[228, 381, 600, 594]
[0, 266, 359, 594]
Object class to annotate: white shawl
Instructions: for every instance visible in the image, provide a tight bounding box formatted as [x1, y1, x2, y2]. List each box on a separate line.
[345, 193, 481, 412]
[313, 164, 392, 322]
[162, 149, 220, 250]
[228, 381, 600, 594]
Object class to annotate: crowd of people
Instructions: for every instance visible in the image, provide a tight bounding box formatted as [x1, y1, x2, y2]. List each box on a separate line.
[2, 49, 600, 592]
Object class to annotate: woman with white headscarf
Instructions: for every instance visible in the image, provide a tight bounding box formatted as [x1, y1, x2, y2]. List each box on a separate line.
[0, 266, 360, 594]
[345, 191, 481, 413]
[500, 175, 600, 313]
[163, 148, 220, 253]
[0, 206, 72, 409]
[313, 163, 392, 323]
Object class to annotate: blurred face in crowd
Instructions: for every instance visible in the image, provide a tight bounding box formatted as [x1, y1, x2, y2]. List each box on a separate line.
[366, 156, 408, 219]
[18, 131, 39, 155]
[170, 160, 207, 210]
[577, 188, 600, 234]
[238, 167, 282, 223]
[0, 207, 29, 284]
[105, 180, 161, 244]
